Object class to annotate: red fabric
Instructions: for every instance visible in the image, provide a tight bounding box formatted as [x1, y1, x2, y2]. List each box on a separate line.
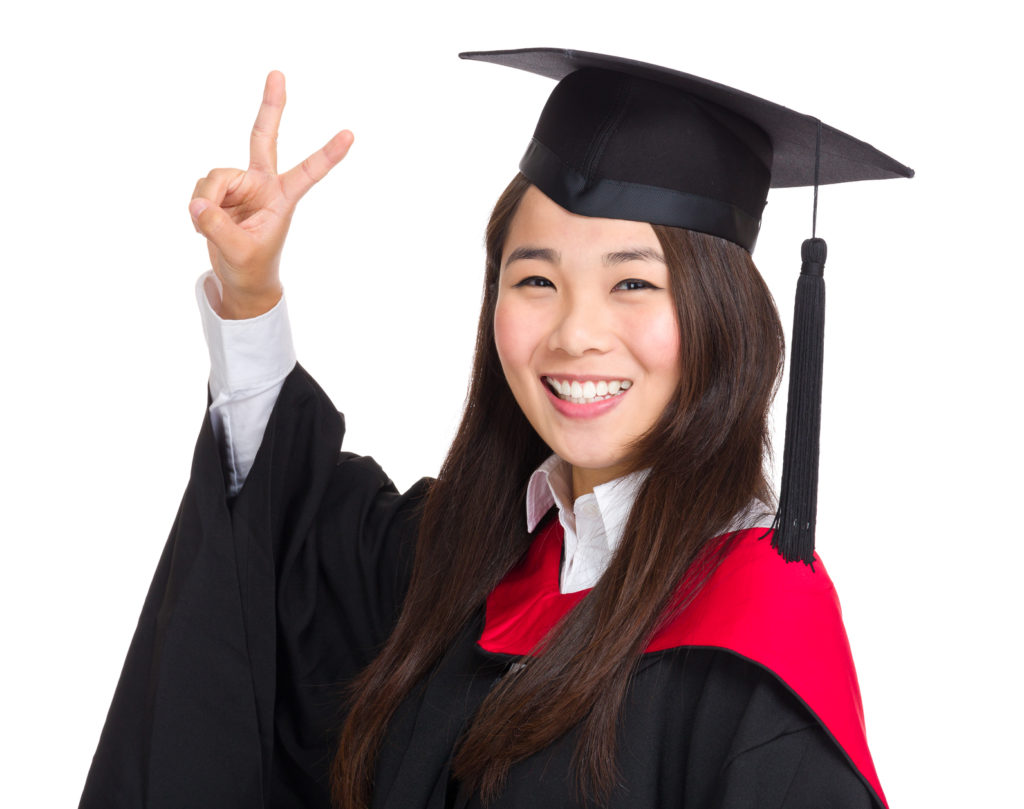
[480, 520, 887, 808]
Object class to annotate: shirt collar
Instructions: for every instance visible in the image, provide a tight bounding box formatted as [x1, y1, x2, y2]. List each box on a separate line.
[526, 454, 650, 532]
[531, 450, 649, 527]
[526, 454, 572, 532]
[526, 455, 650, 592]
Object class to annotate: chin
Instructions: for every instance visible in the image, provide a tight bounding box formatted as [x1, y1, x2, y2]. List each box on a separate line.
[553, 446, 631, 477]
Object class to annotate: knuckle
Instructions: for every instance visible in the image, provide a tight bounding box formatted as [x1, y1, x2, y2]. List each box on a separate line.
[251, 123, 276, 141]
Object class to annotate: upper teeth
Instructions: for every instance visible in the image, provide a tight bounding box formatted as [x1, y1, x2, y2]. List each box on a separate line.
[544, 377, 632, 404]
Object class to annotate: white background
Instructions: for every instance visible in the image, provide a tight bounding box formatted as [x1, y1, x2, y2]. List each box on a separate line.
[1, 1, 1020, 806]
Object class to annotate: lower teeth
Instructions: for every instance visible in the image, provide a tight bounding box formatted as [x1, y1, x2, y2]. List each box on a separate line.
[555, 390, 624, 404]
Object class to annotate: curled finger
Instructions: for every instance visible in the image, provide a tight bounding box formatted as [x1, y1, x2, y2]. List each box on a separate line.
[189, 198, 252, 260]
[191, 168, 246, 206]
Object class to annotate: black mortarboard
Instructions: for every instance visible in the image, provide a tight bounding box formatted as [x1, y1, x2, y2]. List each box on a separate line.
[460, 47, 913, 564]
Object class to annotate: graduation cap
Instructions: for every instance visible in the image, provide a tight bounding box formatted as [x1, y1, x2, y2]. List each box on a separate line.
[460, 47, 913, 565]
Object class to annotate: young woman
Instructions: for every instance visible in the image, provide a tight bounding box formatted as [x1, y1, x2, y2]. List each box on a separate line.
[79, 49, 910, 809]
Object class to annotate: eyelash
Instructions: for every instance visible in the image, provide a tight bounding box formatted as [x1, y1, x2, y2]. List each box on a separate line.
[613, 278, 658, 291]
[513, 276, 555, 288]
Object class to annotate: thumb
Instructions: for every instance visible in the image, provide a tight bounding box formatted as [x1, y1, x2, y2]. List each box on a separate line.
[189, 199, 249, 257]
[188, 197, 210, 228]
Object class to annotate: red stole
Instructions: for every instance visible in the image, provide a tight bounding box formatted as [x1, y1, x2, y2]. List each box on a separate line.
[479, 518, 887, 808]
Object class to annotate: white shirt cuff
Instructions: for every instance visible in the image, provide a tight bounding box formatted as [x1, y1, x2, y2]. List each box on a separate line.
[196, 271, 297, 495]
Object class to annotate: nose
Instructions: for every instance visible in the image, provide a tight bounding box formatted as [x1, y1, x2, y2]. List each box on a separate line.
[547, 292, 613, 357]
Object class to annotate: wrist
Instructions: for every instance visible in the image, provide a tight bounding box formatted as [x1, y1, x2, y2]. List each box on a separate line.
[218, 281, 284, 320]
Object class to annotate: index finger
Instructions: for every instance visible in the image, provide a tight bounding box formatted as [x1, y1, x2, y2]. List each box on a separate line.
[249, 70, 286, 174]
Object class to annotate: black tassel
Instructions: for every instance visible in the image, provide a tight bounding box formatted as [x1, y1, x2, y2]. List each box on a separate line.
[771, 237, 827, 565]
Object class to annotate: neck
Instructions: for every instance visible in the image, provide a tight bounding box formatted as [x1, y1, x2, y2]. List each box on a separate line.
[571, 463, 630, 501]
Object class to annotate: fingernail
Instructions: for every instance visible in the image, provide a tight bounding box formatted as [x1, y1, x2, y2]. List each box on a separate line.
[188, 200, 208, 232]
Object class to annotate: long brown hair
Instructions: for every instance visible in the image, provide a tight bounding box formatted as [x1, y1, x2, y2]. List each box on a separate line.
[332, 173, 784, 807]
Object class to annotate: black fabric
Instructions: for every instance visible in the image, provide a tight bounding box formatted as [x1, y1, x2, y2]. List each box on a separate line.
[80, 366, 428, 809]
[520, 138, 763, 251]
[531, 68, 772, 222]
[376, 626, 876, 809]
[79, 365, 878, 809]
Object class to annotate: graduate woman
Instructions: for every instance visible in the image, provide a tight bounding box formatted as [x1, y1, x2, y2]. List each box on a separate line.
[79, 49, 911, 809]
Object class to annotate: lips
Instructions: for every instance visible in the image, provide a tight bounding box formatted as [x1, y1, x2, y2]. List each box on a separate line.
[543, 376, 633, 404]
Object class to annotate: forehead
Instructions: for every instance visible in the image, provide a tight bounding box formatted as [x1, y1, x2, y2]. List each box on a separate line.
[505, 186, 660, 256]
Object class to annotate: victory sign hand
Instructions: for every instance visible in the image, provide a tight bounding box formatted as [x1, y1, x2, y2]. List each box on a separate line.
[189, 71, 353, 318]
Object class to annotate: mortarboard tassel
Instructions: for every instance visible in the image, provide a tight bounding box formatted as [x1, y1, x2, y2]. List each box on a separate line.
[772, 120, 827, 565]
[771, 236, 827, 564]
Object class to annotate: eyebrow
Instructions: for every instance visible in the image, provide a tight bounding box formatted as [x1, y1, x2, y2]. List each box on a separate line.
[504, 246, 560, 267]
[504, 245, 665, 268]
[603, 247, 666, 265]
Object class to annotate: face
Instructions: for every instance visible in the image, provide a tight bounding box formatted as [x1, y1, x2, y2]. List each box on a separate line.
[494, 187, 681, 497]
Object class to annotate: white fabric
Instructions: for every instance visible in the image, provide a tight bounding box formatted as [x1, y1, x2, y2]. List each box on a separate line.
[526, 455, 649, 593]
[196, 271, 296, 497]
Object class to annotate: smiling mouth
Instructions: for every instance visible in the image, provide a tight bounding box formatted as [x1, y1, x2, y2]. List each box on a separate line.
[543, 376, 633, 404]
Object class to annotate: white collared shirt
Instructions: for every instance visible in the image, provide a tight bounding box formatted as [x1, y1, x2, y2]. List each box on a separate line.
[526, 455, 648, 593]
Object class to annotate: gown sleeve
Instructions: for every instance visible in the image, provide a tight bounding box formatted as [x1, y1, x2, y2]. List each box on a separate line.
[78, 364, 429, 809]
[698, 652, 878, 809]
[711, 726, 875, 808]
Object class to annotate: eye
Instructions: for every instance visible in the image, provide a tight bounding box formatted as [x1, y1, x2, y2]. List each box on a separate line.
[513, 276, 556, 289]
[613, 278, 660, 291]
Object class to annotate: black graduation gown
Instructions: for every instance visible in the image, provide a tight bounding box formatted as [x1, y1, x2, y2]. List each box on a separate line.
[79, 365, 882, 809]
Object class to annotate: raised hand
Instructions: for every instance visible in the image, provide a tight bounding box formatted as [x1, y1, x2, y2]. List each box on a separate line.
[189, 71, 354, 318]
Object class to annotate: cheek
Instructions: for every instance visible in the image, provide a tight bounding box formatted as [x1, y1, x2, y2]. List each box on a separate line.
[493, 300, 533, 382]
[629, 308, 682, 377]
